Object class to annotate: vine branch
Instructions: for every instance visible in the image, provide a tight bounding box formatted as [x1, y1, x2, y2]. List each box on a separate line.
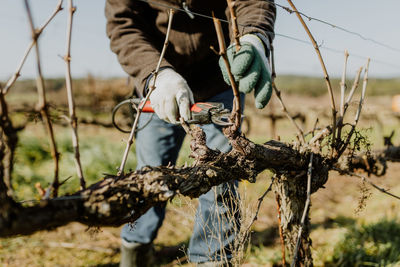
[286, 0, 337, 151]
[343, 66, 363, 115]
[270, 45, 305, 144]
[117, 9, 175, 176]
[226, 0, 241, 52]
[63, 0, 85, 189]
[24, 0, 60, 197]
[212, 15, 241, 132]
[333, 167, 400, 201]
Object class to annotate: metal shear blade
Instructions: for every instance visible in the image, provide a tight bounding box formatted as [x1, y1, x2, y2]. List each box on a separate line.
[210, 109, 233, 126]
[211, 110, 246, 126]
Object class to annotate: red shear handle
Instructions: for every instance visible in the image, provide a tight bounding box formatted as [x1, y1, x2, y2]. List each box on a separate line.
[140, 101, 214, 113]
[190, 102, 217, 113]
[140, 101, 154, 112]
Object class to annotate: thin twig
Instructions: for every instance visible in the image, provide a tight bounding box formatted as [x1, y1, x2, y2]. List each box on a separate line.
[333, 167, 400, 201]
[226, 0, 241, 52]
[286, 0, 337, 151]
[2, 0, 63, 95]
[24, 0, 60, 197]
[64, 0, 85, 189]
[343, 67, 363, 115]
[308, 126, 332, 147]
[270, 46, 305, 144]
[339, 50, 349, 118]
[252, 179, 274, 224]
[268, 97, 278, 139]
[291, 153, 313, 267]
[311, 118, 319, 138]
[336, 50, 349, 144]
[354, 59, 370, 124]
[35, 182, 46, 197]
[117, 9, 175, 176]
[336, 60, 370, 158]
[179, 117, 191, 135]
[212, 14, 241, 130]
[242, 178, 274, 244]
[275, 194, 286, 266]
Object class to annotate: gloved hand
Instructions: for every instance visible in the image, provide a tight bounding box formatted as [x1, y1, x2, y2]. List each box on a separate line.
[149, 68, 194, 124]
[219, 34, 272, 109]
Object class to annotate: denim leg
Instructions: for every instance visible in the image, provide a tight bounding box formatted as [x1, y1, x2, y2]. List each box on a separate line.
[188, 90, 244, 263]
[121, 113, 186, 244]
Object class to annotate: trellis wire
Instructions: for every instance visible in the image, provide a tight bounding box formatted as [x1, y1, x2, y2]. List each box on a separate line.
[137, 0, 400, 70]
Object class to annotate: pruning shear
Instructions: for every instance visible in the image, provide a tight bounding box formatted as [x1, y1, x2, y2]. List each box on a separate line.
[112, 98, 233, 133]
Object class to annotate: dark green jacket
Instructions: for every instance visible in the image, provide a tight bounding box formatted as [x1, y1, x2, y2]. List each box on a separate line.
[105, 0, 276, 101]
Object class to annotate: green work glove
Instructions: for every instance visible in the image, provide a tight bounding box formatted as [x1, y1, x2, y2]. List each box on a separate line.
[219, 34, 272, 109]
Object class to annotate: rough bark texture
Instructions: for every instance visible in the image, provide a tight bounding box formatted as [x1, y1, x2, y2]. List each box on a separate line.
[0, 93, 18, 198]
[0, 130, 329, 238]
[274, 176, 312, 266]
[273, 155, 329, 267]
[0, 123, 19, 233]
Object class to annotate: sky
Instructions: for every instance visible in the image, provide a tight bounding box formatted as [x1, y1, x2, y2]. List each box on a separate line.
[0, 0, 399, 81]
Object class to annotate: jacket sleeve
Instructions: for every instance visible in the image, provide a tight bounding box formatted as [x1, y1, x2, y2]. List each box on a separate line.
[105, 0, 172, 94]
[226, 0, 276, 52]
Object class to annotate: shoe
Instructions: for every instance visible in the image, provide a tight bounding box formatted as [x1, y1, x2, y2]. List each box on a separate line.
[120, 239, 154, 267]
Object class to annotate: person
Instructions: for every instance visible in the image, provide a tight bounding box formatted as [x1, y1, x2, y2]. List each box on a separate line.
[105, 0, 276, 266]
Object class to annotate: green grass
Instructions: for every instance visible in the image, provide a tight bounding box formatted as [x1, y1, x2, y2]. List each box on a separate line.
[326, 218, 400, 266]
[12, 127, 136, 201]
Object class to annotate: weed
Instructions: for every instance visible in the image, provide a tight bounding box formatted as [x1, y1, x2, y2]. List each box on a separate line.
[355, 182, 372, 214]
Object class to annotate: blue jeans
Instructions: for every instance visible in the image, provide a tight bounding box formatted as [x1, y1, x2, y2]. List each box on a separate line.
[121, 90, 242, 263]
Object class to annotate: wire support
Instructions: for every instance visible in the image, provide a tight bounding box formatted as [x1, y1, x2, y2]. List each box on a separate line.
[275, 2, 400, 54]
[275, 33, 400, 70]
[136, 0, 400, 71]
